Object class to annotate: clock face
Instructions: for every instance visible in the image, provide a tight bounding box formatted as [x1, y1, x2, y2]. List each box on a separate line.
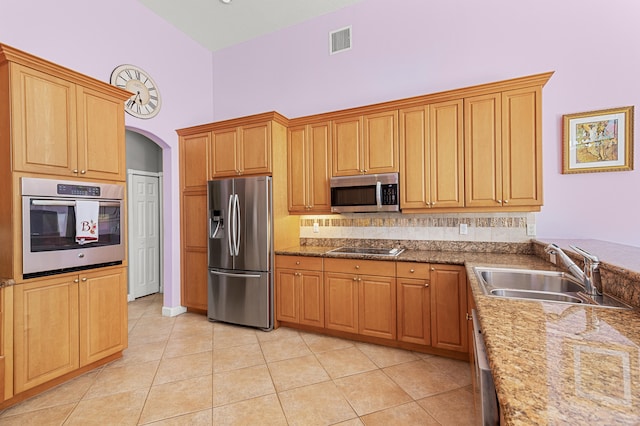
[110, 64, 161, 119]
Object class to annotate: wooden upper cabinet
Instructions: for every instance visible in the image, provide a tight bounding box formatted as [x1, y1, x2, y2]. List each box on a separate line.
[9, 62, 128, 181]
[287, 122, 331, 213]
[180, 132, 210, 190]
[76, 86, 126, 181]
[501, 87, 543, 207]
[464, 93, 502, 207]
[211, 127, 241, 178]
[400, 100, 463, 211]
[241, 122, 272, 175]
[332, 110, 398, 176]
[211, 122, 271, 178]
[10, 64, 78, 177]
[465, 87, 542, 208]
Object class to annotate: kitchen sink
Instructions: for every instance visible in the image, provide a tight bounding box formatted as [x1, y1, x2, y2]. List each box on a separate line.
[474, 267, 632, 309]
[477, 268, 584, 293]
[490, 289, 584, 304]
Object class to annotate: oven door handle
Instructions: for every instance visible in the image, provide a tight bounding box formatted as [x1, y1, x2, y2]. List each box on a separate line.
[376, 181, 382, 209]
[31, 200, 120, 207]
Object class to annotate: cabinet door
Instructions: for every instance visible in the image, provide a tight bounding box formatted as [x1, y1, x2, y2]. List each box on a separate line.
[363, 110, 398, 174]
[276, 268, 299, 323]
[332, 116, 363, 176]
[79, 268, 127, 365]
[182, 250, 209, 312]
[299, 270, 324, 327]
[324, 272, 358, 333]
[359, 275, 396, 340]
[181, 193, 208, 311]
[397, 277, 431, 346]
[399, 106, 430, 209]
[287, 125, 309, 213]
[10, 63, 78, 177]
[14, 276, 79, 393]
[211, 127, 240, 177]
[501, 87, 542, 207]
[430, 100, 464, 208]
[76, 86, 126, 181]
[180, 132, 211, 190]
[240, 122, 271, 175]
[464, 93, 502, 207]
[430, 265, 468, 352]
[307, 122, 332, 212]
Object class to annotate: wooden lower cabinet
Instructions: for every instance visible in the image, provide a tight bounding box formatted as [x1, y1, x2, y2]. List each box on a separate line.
[14, 275, 80, 393]
[430, 264, 468, 352]
[324, 271, 359, 333]
[397, 262, 432, 346]
[13, 267, 127, 393]
[275, 256, 324, 327]
[324, 258, 396, 340]
[79, 268, 128, 366]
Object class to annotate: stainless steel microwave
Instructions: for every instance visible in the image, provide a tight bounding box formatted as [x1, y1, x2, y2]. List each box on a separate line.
[330, 173, 400, 213]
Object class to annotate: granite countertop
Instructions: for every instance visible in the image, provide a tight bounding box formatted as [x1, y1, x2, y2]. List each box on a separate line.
[276, 243, 640, 425]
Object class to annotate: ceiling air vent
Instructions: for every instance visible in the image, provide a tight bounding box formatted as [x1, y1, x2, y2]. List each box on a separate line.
[330, 26, 352, 55]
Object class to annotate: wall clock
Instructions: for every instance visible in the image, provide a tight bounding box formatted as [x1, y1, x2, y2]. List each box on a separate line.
[110, 64, 161, 119]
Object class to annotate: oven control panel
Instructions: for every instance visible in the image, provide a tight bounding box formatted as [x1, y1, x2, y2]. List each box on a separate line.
[57, 184, 101, 197]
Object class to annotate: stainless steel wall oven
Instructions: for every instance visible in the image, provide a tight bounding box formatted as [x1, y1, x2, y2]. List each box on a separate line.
[21, 177, 125, 279]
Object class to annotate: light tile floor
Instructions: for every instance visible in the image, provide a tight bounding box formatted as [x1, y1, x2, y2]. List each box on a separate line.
[0, 293, 477, 425]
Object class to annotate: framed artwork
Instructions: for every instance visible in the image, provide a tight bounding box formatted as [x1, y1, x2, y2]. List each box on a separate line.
[562, 106, 634, 174]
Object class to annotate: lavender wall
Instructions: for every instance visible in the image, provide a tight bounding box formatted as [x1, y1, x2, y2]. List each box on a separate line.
[212, 0, 640, 247]
[1, 0, 215, 309]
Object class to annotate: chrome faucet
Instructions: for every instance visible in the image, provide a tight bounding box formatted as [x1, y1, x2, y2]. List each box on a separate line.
[544, 243, 602, 296]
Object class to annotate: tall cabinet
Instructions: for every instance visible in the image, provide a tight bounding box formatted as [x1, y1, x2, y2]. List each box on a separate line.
[0, 43, 131, 406]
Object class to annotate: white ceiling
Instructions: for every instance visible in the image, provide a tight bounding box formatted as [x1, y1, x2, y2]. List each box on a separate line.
[137, 0, 363, 52]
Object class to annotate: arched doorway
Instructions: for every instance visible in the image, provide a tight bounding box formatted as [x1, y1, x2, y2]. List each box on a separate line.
[125, 129, 164, 300]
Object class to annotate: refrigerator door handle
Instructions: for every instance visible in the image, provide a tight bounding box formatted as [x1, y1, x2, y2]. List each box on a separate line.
[234, 194, 241, 256]
[227, 194, 235, 256]
[209, 270, 261, 279]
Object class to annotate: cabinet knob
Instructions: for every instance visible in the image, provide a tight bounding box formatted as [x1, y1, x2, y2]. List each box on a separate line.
[355, 265, 360, 270]
[81, 170, 86, 174]
[424, 283, 429, 287]
[81, 277, 87, 282]
[430, 267, 435, 271]
[364, 169, 368, 173]
[353, 277, 358, 281]
[74, 279, 79, 283]
[296, 261, 300, 265]
[496, 199, 502, 204]
[73, 169, 78, 173]
[409, 269, 415, 273]
[503, 200, 509, 204]
[432, 201, 436, 206]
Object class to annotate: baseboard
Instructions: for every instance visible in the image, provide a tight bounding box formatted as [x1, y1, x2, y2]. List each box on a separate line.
[162, 305, 187, 317]
[127, 294, 135, 302]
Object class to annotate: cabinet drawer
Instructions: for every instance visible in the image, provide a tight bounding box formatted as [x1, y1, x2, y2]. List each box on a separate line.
[397, 262, 430, 279]
[324, 258, 395, 277]
[276, 255, 323, 271]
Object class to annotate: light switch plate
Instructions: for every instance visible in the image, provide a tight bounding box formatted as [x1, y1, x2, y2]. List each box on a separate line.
[459, 223, 468, 235]
[313, 222, 319, 233]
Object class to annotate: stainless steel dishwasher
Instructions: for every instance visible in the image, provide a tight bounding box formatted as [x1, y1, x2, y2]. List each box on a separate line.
[471, 309, 501, 425]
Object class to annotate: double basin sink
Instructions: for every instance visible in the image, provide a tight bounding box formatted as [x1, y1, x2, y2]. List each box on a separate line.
[474, 267, 632, 309]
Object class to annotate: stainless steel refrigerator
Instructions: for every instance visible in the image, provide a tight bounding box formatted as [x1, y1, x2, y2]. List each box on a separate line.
[207, 176, 273, 330]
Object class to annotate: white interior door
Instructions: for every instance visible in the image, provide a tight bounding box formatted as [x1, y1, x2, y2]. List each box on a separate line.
[129, 173, 161, 298]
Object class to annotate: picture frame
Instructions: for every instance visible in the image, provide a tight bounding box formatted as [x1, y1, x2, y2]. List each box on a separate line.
[562, 106, 634, 174]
